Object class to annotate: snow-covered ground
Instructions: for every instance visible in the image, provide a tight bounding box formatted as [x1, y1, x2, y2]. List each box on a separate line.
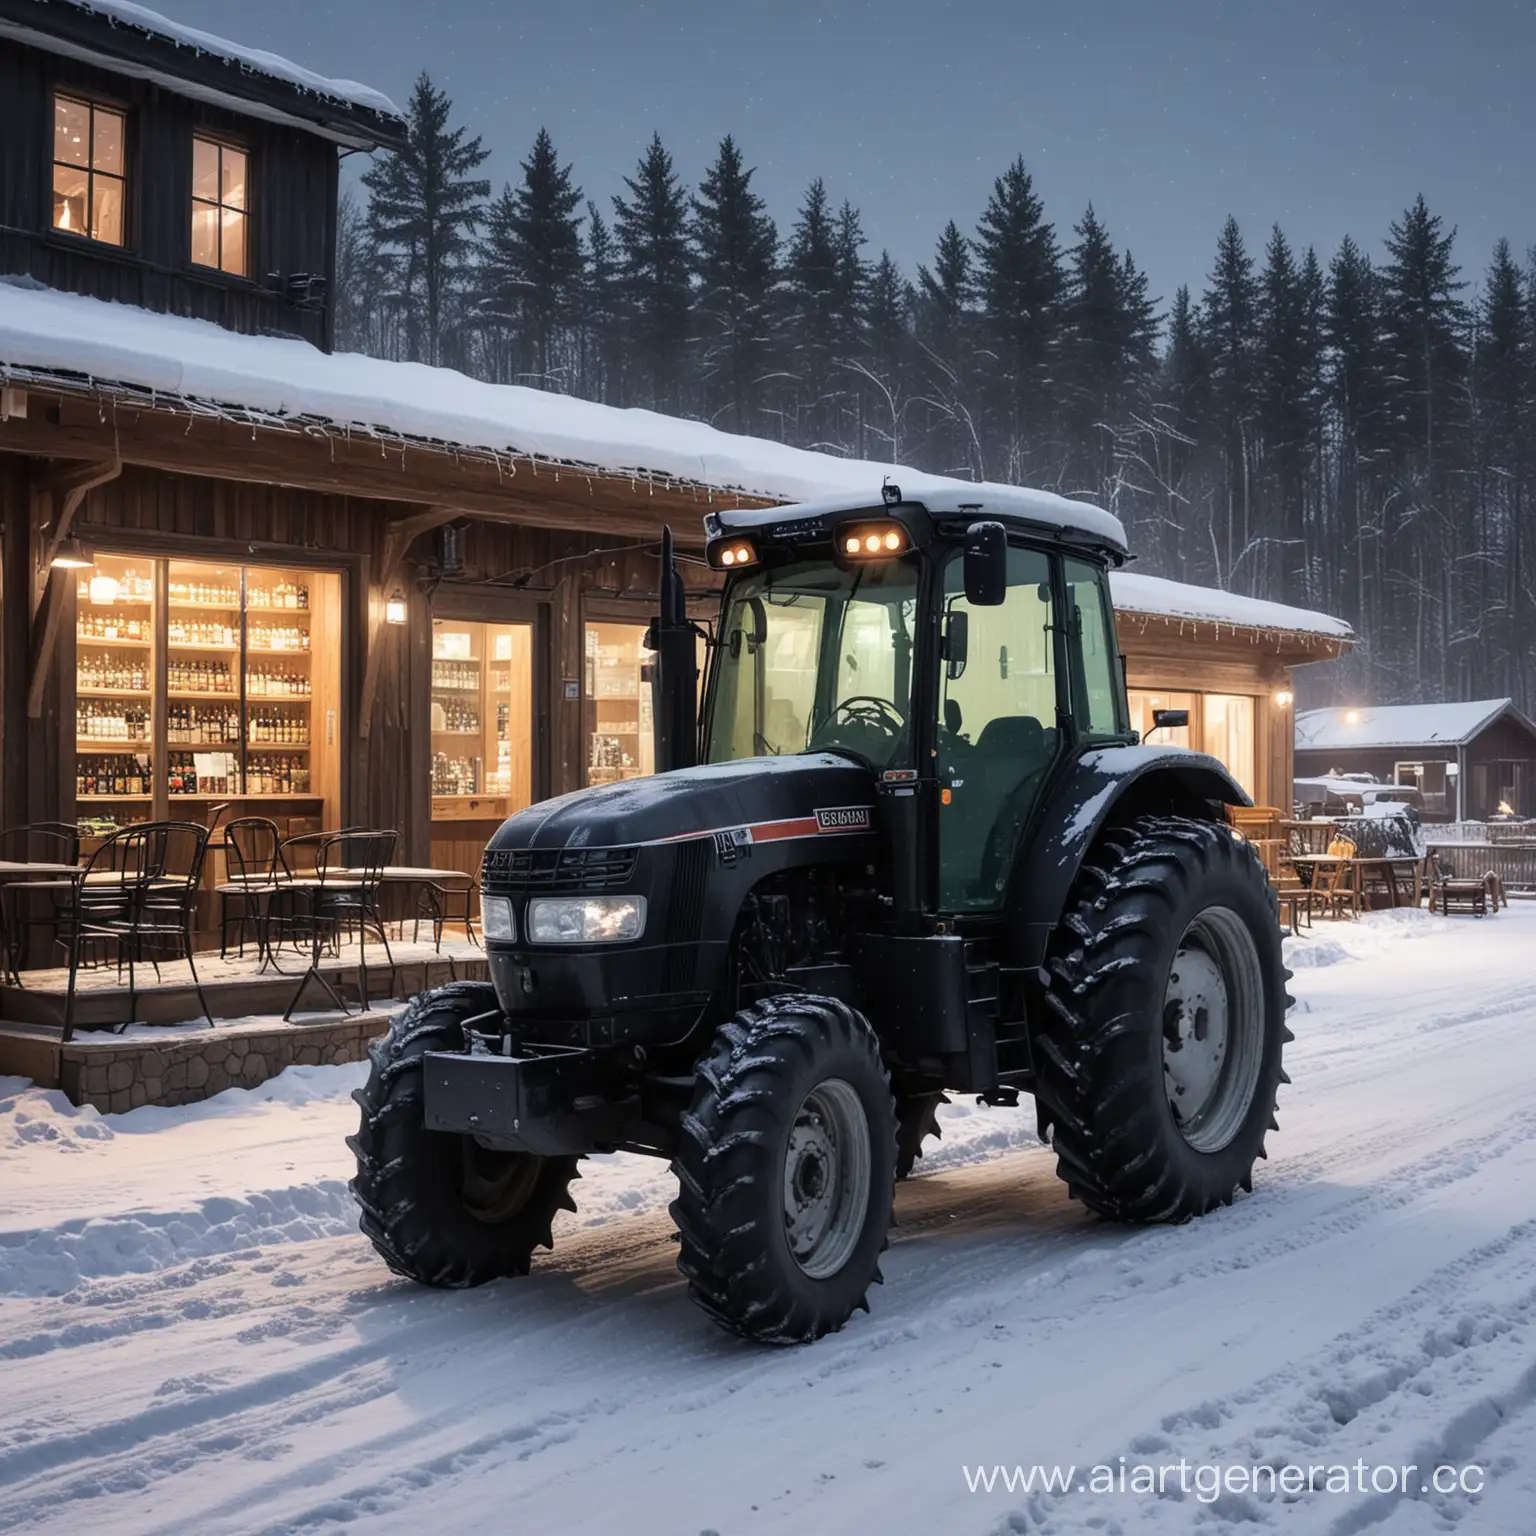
[2, 904, 1534, 1535]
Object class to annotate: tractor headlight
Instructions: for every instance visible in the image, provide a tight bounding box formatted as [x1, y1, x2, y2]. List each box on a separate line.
[526, 895, 647, 944]
[482, 895, 515, 942]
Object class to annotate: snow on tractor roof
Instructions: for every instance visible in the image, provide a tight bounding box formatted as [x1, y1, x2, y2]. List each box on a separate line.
[1295, 698, 1526, 751]
[712, 486, 1128, 555]
[30, 0, 403, 119]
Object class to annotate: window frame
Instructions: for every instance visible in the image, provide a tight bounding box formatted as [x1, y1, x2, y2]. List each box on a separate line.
[50, 90, 130, 249]
[189, 132, 253, 279]
[1062, 556, 1130, 740]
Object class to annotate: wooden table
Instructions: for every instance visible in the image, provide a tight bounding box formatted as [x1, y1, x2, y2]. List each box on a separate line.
[1289, 853, 1426, 913]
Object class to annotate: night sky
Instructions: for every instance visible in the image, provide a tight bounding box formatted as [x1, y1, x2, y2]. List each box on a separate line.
[191, 0, 1535, 302]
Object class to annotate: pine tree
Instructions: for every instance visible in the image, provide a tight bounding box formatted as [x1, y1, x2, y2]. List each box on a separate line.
[1474, 240, 1530, 693]
[479, 128, 584, 385]
[690, 135, 778, 432]
[360, 73, 489, 366]
[857, 251, 915, 461]
[782, 179, 843, 445]
[972, 157, 1064, 481]
[579, 203, 624, 402]
[1197, 217, 1261, 584]
[914, 221, 980, 477]
[1256, 226, 1324, 602]
[611, 134, 693, 412]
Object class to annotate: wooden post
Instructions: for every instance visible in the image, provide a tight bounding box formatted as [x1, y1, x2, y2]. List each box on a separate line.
[358, 505, 458, 740]
[27, 458, 122, 719]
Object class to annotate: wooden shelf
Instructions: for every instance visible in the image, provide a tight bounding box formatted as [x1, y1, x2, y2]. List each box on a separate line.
[168, 641, 239, 653]
[432, 729, 481, 737]
[79, 687, 150, 699]
[247, 646, 312, 656]
[76, 634, 152, 648]
[168, 690, 239, 701]
[167, 599, 240, 611]
[78, 793, 152, 801]
[169, 792, 322, 802]
[248, 742, 310, 751]
[77, 739, 151, 750]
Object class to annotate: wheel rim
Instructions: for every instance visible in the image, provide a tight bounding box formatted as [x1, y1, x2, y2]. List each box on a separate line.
[1162, 905, 1265, 1153]
[782, 1078, 872, 1280]
[453, 1138, 543, 1224]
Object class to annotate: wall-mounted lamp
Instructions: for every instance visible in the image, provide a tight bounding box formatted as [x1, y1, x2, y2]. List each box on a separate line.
[384, 589, 408, 625]
[1273, 689, 1294, 709]
[51, 536, 92, 570]
[88, 573, 121, 605]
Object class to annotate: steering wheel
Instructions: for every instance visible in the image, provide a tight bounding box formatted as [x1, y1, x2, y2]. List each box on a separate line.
[807, 695, 905, 757]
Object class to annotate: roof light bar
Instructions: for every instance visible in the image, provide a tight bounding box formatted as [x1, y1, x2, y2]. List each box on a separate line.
[709, 538, 758, 570]
[838, 521, 910, 559]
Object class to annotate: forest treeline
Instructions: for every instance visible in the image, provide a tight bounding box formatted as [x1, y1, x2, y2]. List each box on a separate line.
[338, 74, 1536, 709]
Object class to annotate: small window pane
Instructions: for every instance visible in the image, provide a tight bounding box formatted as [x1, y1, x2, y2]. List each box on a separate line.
[91, 107, 125, 175]
[220, 146, 247, 210]
[1065, 559, 1121, 735]
[220, 207, 247, 275]
[52, 163, 89, 235]
[192, 137, 220, 202]
[54, 96, 90, 168]
[91, 174, 124, 245]
[191, 201, 219, 267]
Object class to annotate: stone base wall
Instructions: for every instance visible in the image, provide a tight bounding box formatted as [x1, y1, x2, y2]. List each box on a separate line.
[58, 1014, 390, 1113]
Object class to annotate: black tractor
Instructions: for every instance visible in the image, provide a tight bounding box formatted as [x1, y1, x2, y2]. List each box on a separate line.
[350, 485, 1291, 1343]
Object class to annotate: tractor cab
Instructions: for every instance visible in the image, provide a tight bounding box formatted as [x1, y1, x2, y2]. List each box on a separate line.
[693, 485, 1132, 919]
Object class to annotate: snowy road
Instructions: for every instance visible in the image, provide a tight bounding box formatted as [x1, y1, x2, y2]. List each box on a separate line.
[2, 906, 1534, 1535]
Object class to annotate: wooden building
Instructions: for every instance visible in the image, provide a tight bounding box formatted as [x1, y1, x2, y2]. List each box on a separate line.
[1295, 699, 1536, 822]
[0, 1, 1351, 928]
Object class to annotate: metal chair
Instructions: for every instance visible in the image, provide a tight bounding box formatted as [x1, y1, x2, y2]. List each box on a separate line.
[62, 821, 213, 1041]
[0, 821, 81, 980]
[217, 817, 286, 959]
[283, 829, 398, 1019]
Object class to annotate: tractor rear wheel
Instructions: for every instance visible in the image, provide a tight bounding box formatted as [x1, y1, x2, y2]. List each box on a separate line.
[671, 994, 896, 1343]
[349, 981, 580, 1287]
[1033, 815, 1290, 1222]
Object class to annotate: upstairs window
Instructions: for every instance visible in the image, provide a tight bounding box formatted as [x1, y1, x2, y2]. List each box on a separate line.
[53, 94, 126, 245]
[191, 137, 249, 276]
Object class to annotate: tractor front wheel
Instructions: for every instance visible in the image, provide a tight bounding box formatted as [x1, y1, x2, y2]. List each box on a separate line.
[671, 994, 896, 1343]
[1034, 816, 1290, 1222]
[349, 981, 580, 1287]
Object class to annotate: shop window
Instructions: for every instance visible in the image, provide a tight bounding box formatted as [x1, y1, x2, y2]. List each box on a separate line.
[74, 555, 341, 835]
[430, 620, 534, 817]
[191, 136, 248, 276]
[1203, 693, 1256, 797]
[585, 622, 655, 783]
[1127, 689, 1194, 750]
[52, 94, 126, 245]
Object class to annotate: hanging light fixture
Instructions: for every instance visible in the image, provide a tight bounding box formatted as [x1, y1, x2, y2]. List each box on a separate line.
[384, 589, 408, 625]
[50, 537, 93, 570]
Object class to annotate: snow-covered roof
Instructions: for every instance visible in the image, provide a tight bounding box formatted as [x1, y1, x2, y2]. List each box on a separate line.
[1295, 699, 1525, 752]
[714, 486, 1127, 555]
[0, 283, 1353, 647]
[0, 281, 1123, 516]
[12, 0, 402, 123]
[1110, 571, 1353, 641]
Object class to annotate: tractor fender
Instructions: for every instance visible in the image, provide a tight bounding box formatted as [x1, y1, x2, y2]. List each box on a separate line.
[1004, 744, 1250, 968]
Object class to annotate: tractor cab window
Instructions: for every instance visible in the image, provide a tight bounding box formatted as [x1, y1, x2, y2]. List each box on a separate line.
[705, 558, 918, 771]
[1065, 558, 1124, 737]
[937, 545, 1061, 910]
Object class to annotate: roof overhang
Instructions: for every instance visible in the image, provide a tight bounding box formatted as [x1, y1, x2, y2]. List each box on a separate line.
[0, 3, 406, 150]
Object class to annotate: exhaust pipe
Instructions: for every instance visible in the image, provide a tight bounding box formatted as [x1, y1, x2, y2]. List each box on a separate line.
[648, 526, 698, 773]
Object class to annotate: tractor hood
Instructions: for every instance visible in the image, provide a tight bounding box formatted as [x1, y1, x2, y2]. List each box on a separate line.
[486, 753, 878, 853]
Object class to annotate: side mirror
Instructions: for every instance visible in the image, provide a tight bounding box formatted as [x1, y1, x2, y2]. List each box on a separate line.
[942, 610, 969, 680]
[963, 521, 1008, 607]
[1151, 708, 1189, 732]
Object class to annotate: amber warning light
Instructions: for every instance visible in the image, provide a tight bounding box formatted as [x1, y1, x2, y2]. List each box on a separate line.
[839, 522, 910, 558]
[709, 539, 758, 570]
